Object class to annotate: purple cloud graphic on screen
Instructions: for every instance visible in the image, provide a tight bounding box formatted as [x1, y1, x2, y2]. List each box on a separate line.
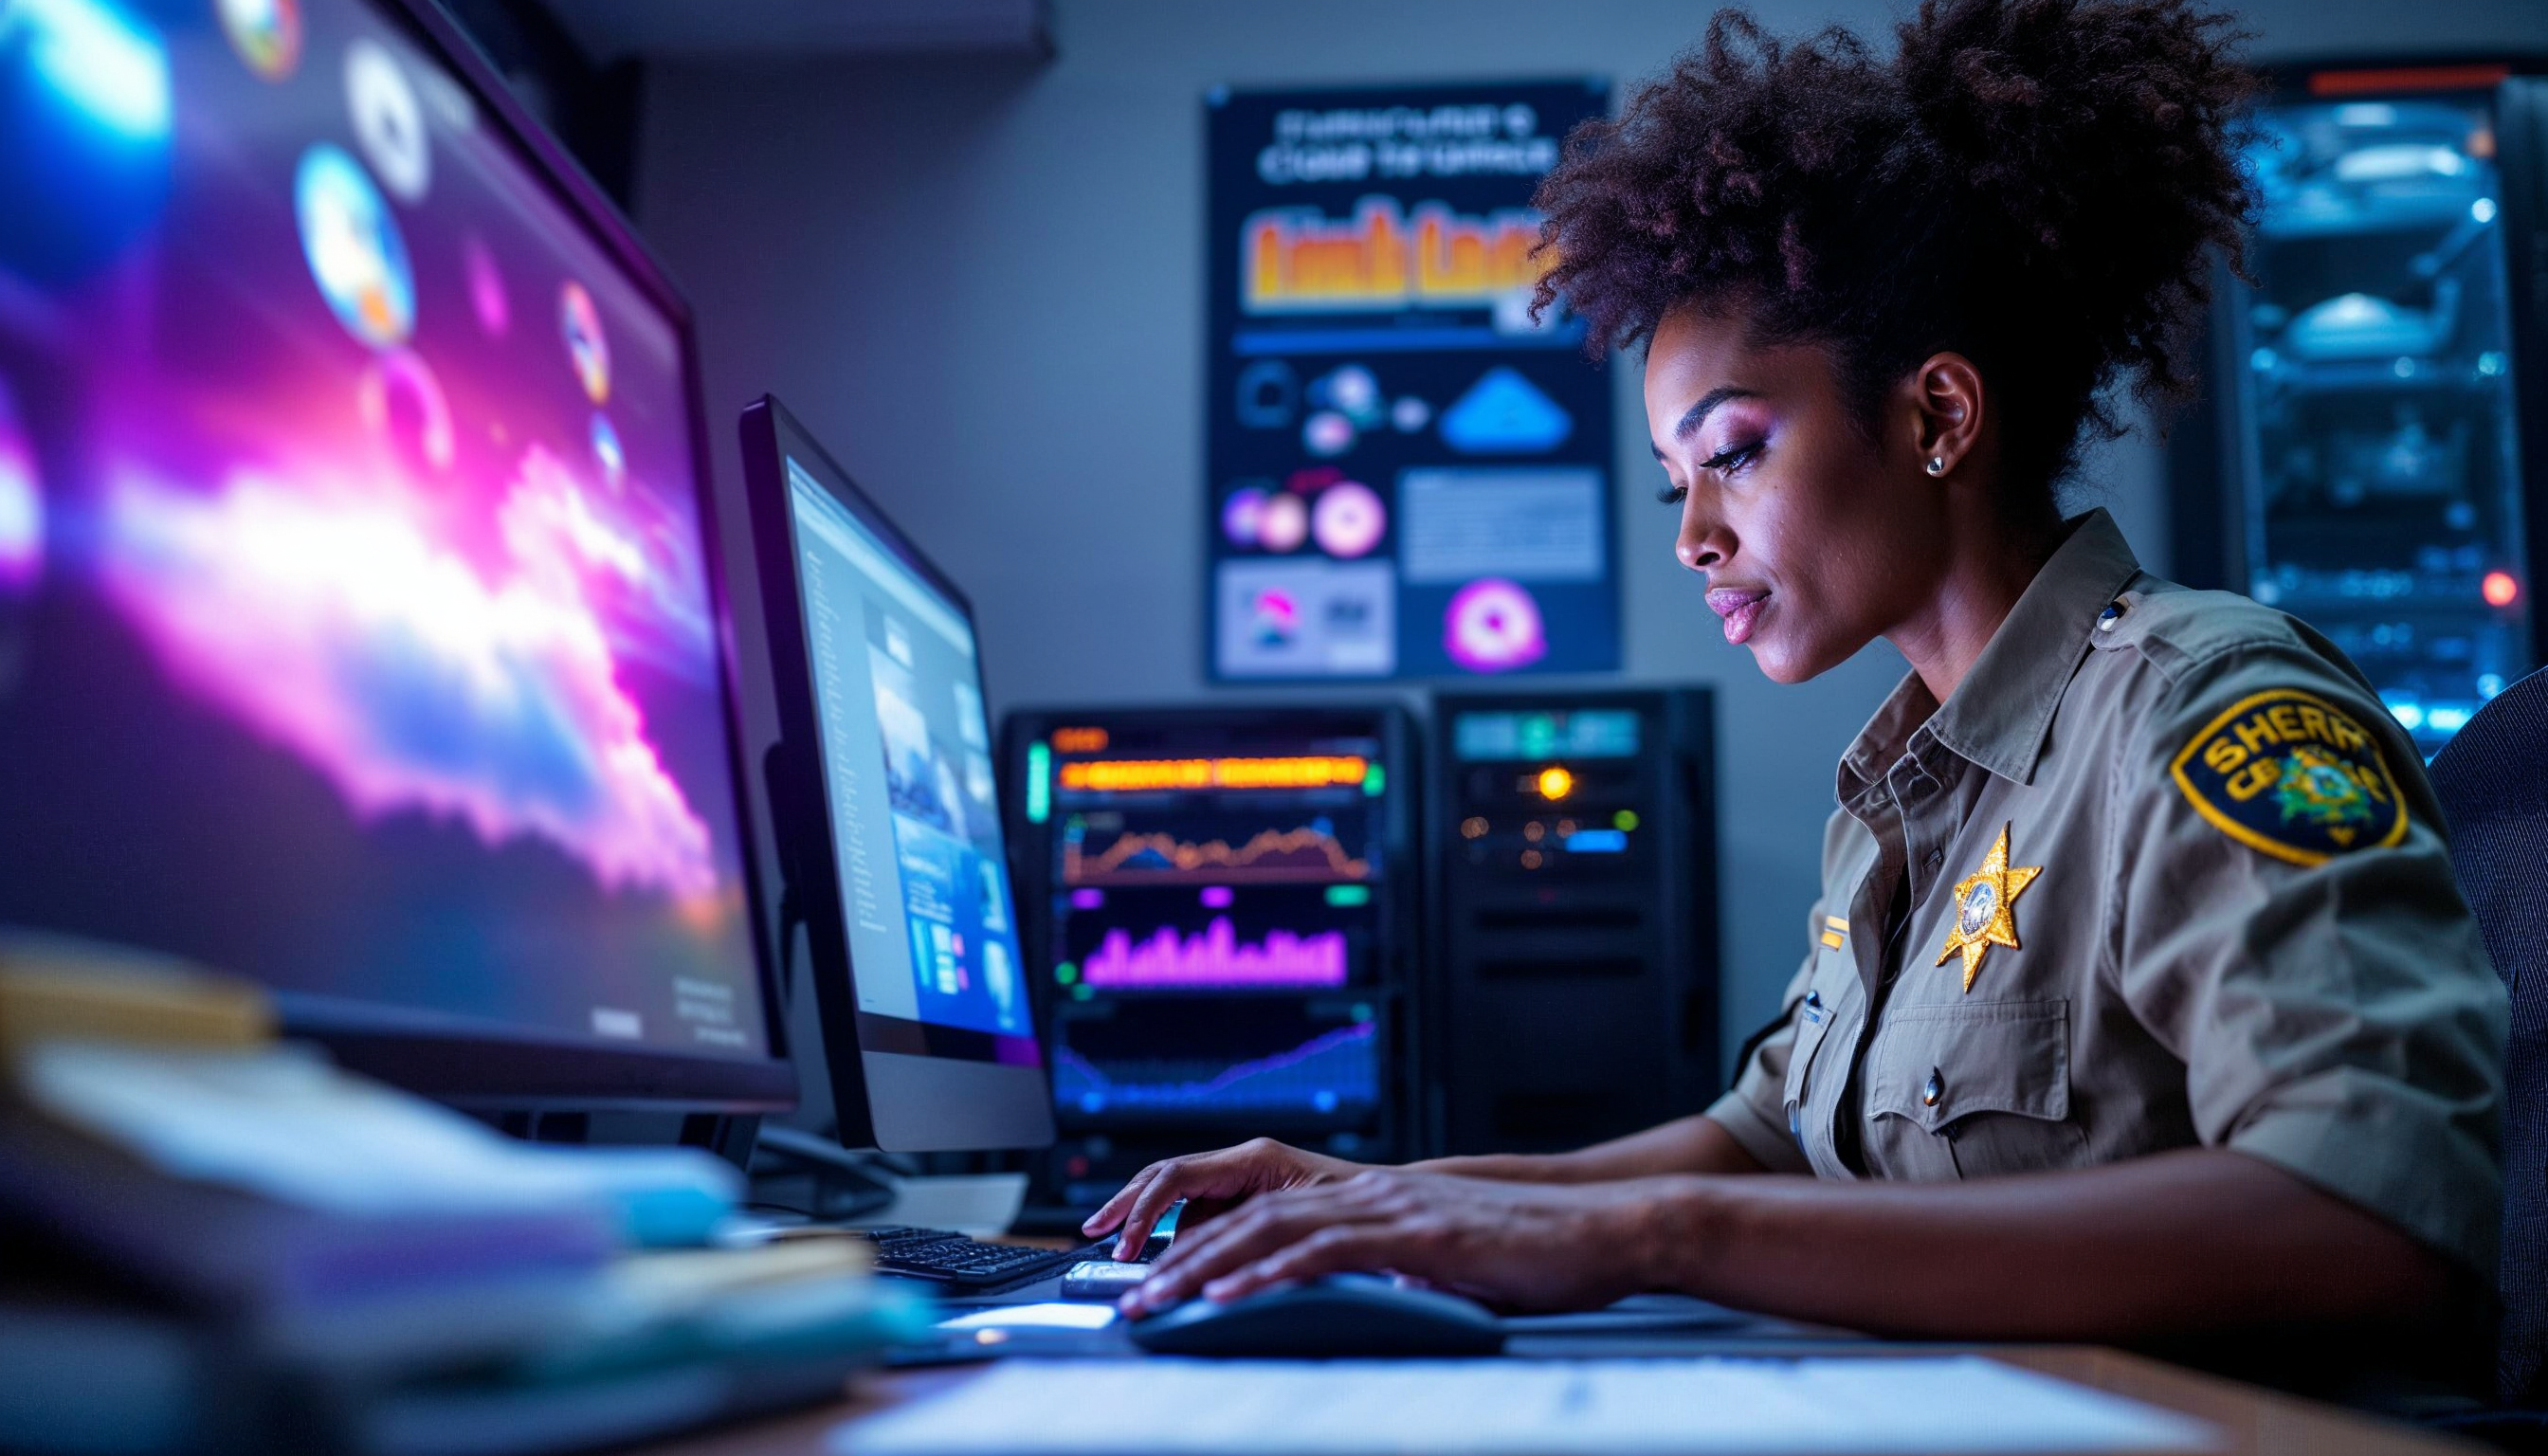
[98, 450, 719, 901]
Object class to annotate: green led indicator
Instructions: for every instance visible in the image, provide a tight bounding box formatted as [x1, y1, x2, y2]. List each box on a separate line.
[1026, 741, 1052, 824]
[1362, 762, 1385, 796]
[1351, 1003, 1374, 1023]
[1324, 884, 1372, 907]
[1613, 809, 1640, 831]
[1071, 982, 1096, 1001]
[1056, 962, 1079, 985]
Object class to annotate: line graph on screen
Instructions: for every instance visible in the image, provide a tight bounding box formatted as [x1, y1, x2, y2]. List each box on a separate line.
[1054, 1021, 1377, 1117]
[1064, 824, 1370, 885]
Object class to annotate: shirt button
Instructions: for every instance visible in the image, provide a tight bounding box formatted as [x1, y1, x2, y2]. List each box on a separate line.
[1922, 1067, 1944, 1107]
[2096, 601, 2127, 632]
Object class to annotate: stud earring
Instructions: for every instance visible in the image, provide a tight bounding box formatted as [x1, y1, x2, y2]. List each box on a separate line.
[1926, 457, 1947, 477]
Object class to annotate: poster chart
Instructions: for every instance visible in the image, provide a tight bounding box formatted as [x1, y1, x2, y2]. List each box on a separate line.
[1206, 81, 1617, 682]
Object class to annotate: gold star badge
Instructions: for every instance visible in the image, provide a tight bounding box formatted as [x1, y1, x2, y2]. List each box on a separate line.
[1934, 822, 2041, 992]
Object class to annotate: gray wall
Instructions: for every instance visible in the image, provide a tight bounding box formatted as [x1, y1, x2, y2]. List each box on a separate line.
[630, 0, 2548, 1117]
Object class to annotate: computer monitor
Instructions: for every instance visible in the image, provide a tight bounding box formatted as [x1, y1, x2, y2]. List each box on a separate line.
[0, 0, 790, 1110]
[1001, 705, 1419, 1203]
[740, 396, 1054, 1154]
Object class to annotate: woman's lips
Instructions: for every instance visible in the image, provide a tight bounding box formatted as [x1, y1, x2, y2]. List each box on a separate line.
[1706, 588, 1771, 646]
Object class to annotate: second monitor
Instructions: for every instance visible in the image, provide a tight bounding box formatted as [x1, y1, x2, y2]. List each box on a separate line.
[742, 396, 1054, 1154]
[1002, 706, 1420, 1207]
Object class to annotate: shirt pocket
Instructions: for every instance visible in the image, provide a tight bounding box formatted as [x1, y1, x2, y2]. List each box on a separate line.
[1863, 998, 2085, 1181]
[1779, 944, 1854, 1146]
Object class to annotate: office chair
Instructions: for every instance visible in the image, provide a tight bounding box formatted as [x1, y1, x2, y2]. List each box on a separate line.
[2429, 664, 2548, 1428]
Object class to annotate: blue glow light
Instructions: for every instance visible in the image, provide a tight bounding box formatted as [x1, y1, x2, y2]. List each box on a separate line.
[16, 0, 171, 140]
[1565, 828, 1628, 853]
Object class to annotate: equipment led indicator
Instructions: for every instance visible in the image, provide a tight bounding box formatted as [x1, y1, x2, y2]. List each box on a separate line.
[1537, 765, 1573, 800]
[1026, 741, 1051, 823]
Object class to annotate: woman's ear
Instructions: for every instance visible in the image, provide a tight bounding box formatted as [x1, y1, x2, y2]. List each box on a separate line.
[1905, 353, 1985, 479]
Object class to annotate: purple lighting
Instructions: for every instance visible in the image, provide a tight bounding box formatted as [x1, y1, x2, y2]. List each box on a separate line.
[1082, 917, 1347, 990]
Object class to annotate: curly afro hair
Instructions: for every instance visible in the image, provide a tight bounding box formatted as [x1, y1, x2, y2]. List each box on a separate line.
[1532, 0, 2257, 497]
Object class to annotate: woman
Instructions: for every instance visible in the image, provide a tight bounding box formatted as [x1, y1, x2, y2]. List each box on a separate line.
[1091, 0, 2507, 1383]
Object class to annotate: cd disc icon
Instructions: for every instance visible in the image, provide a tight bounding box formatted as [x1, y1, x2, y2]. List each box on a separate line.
[296, 144, 414, 348]
[346, 39, 429, 202]
[560, 281, 610, 405]
[1445, 578, 1547, 674]
[1311, 481, 1385, 558]
[218, 0, 301, 80]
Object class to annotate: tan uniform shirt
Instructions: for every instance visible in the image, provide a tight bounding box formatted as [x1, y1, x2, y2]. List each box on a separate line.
[1704, 510, 2506, 1277]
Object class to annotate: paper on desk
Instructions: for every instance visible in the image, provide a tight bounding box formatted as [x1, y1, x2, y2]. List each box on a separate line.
[835, 1356, 2220, 1455]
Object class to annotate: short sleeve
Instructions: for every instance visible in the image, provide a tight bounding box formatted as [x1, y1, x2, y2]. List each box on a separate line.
[2108, 645, 2506, 1275]
[1702, 901, 1821, 1174]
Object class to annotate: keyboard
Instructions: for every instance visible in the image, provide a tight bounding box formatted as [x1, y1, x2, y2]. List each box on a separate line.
[860, 1226, 1090, 1292]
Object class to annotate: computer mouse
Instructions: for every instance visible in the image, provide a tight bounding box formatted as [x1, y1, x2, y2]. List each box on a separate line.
[1127, 1275, 1506, 1357]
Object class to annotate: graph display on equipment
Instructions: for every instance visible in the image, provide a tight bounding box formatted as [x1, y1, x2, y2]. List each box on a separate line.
[1050, 997, 1380, 1119]
[1020, 715, 1395, 1130]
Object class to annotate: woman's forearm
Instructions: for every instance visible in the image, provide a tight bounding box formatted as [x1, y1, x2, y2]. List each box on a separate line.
[1415, 1114, 1767, 1183]
[1631, 1148, 2459, 1339]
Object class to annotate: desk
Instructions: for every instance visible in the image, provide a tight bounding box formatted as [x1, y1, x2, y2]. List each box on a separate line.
[638, 1343, 2483, 1456]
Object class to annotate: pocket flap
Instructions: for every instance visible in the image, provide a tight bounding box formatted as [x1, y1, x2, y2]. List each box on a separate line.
[1866, 998, 2069, 1132]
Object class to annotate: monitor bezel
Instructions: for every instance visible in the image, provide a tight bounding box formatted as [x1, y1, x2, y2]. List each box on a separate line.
[740, 394, 1057, 1154]
[293, 0, 794, 1112]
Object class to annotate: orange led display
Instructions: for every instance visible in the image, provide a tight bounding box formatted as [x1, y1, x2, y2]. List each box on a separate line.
[1058, 755, 1371, 792]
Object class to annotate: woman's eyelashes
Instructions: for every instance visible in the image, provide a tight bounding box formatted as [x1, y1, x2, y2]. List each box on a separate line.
[1700, 439, 1764, 475]
[1656, 440, 1766, 505]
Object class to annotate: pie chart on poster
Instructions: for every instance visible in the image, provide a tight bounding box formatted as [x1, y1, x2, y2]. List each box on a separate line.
[1312, 481, 1385, 558]
[1445, 578, 1547, 674]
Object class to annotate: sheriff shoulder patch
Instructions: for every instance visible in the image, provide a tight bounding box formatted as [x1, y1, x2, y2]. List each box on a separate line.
[2169, 688, 2409, 866]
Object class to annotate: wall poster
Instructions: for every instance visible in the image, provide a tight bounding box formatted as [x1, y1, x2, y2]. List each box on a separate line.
[1206, 80, 1616, 682]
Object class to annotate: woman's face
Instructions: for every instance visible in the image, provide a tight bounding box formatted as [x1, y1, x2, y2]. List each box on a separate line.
[1643, 305, 1949, 683]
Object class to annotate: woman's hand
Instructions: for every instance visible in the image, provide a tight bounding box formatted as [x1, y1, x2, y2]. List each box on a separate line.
[1119, 1167, 1671, 1316]
[1081, 1138, 1364, 1260]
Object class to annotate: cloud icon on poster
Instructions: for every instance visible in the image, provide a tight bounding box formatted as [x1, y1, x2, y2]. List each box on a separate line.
[1441, 366, 1573, 455]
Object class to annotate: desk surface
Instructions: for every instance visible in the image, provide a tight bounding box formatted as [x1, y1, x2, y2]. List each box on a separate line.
[640, 1343, 2482, 1456]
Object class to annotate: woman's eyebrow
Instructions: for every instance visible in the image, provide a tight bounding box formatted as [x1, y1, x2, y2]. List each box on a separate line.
[1650, 386, 1763, 459]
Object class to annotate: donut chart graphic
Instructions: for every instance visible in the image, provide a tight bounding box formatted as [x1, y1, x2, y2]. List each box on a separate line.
[296, 144, 413, 348]
[1445, 577, 1547, 673]
[1311, 480, 1385, 559]
[346, 38, 429, 202]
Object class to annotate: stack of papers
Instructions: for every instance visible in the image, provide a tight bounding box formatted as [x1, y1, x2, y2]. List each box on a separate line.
[838, 1356, 2219, 1454]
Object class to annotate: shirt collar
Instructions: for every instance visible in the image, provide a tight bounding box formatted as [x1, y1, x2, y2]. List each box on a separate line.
[1838, 509, 2144, 797]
